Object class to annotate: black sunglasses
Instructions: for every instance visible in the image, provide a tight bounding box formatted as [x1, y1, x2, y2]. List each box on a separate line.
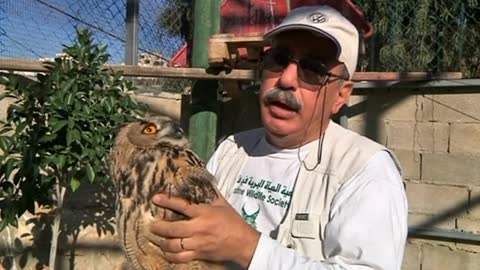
[261, 47, 349, 89]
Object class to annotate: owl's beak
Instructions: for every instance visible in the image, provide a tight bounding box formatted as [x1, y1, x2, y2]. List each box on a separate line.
[169, 123, 185, 139]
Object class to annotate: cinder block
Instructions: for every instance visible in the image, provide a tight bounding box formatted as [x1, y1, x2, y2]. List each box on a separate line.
[392, 150, 421, 180]
[429, 93, 480, 123]
[0, 208, 123, 270]
[64, 178, 116, 210]
[408, 238, 456, 249]
[56, 219, 123, 270]
[0, 84, 13, 123]
[406, 183, 469, 215]
[350, 92, 434, 122]
[347, 120, 388, 146]
[422, 245, 480, 270]
[401, 241, 421, 270]
[418, 94, 435, 122]
[347, 95, 368, 122]
[450, 123, 480, 154]
[421, 153, 480, 186]
[414, 122, 449, 153]
[456, 217, 480, 233]
[470, 187, 480, 219]
[456, 242, 480, 253]
[57, 248, 124, 270]
[408, 213, 456, 231]
[133, 93, 182, 121]
[386, 121, 449, 152]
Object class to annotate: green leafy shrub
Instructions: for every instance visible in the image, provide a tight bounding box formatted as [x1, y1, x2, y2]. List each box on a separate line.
[0, 28, 145, 268]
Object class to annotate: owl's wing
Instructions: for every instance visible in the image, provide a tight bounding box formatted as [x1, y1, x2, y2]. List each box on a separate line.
[174, 166, 219, 204]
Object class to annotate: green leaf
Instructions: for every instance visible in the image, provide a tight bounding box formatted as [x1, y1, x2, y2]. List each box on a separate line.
[0, 136, 11, 152]
[62, 78, 76, 92]
[0, 218, 8, 232]
[57, 155, 66, 168]
[83, 105, 91, 115]
[103, 98, 112, 113]
[0, 126, 14, 135]
[10, 216, 18, 228]
[71, 129, 81, 142]
[86, 163, 95, 183]
[0, 75, 10, 85]
[70, 178, 80, 192]
[5, 159, 17, 180]
[51, 120, 68, 133]
[65, 92, 74, 106]
[15, 121, 28, 135]
[66, 129, 73, 145]
[68, 118, 75, 129]
[38, 133, 58, 143]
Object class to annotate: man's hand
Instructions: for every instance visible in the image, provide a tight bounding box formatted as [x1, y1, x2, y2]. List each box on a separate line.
[150, 193, 260, 268]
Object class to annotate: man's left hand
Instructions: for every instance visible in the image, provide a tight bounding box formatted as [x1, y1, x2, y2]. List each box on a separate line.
[150, 193, 260, 268]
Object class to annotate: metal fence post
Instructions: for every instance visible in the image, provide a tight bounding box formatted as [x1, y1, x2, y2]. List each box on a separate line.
[188, 0, 221, 161]
[125, 0, 139, 65]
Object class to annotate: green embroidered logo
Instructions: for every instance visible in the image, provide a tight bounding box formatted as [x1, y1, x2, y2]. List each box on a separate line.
[241, 203, 260, 228]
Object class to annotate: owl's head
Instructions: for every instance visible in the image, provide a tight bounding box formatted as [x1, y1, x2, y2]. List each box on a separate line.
[120, 116, 188, 148]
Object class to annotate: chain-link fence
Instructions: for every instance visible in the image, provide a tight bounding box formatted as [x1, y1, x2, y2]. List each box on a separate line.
[1, 0, 126, 62]
[1, 0, 480, 79]
[0, 0, 191, 92]
[0, 0, 189, 63]
[355, 0, 480, 78]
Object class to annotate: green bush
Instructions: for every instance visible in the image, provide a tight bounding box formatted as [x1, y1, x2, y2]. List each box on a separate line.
[0, 28, 144, 261]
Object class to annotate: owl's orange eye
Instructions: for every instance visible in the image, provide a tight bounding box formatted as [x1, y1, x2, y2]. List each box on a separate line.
[142, 124, 157, 134]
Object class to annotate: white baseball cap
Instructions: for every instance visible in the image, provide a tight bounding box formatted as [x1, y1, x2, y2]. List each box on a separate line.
[263, 5, 359, 80]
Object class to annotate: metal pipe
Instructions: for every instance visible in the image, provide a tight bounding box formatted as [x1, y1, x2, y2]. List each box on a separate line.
[125, 0, 139, 65]
[408, 227, 480, 245]
[354, 79, 480, 89]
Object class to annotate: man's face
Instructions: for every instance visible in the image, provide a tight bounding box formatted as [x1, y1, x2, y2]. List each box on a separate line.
[259, 30, 352, 148]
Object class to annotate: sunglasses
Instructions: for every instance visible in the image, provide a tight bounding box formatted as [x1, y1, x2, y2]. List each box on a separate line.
[261, 47, 349, 90]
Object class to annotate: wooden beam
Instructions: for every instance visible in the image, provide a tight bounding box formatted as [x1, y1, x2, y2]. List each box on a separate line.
[208, 33, 268, 68]
[0, 59, 463, 81]
[0, 59, 256, 81]
[209, 33, 266, 46]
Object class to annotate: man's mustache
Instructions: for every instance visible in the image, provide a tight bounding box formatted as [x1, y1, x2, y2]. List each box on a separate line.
[264, 87, 303, 111]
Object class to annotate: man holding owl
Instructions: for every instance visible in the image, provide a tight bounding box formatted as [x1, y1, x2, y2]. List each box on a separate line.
[149, 4, 408, 270]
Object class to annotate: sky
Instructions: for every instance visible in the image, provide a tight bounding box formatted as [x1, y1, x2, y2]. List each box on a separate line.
[0, 0, 185, 63]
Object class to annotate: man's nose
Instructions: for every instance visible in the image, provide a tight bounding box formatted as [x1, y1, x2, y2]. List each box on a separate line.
[277, 62, 299, 90]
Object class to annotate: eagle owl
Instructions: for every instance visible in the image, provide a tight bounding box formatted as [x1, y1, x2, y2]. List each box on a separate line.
[110, 116, 224, 270]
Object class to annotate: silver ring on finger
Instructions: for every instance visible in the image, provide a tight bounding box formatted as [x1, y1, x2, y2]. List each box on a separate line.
[180, 238, 185, 250]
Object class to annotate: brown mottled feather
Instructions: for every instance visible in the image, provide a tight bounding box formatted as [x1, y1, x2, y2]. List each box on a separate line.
[110, 116, 225, 270]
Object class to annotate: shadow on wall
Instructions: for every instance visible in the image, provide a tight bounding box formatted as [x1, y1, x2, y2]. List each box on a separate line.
[410, 194, 480, 231]
[347, 82, 480, 245]
[0, 180, 121, 270]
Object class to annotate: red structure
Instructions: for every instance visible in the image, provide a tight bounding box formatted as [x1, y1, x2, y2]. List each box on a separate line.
[168, 0, 372, 67]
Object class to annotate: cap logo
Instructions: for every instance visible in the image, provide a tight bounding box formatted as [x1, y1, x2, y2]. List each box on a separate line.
[308, 13, 327, 24]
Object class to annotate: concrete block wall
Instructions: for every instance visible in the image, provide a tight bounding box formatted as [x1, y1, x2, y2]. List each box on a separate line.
[348, 89, 480, 270]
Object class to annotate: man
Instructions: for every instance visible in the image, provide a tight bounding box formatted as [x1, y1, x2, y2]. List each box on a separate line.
[150, 5, 408, 270]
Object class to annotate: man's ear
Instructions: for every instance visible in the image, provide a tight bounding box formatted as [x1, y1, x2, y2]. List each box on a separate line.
[331, 80, 353, 115]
